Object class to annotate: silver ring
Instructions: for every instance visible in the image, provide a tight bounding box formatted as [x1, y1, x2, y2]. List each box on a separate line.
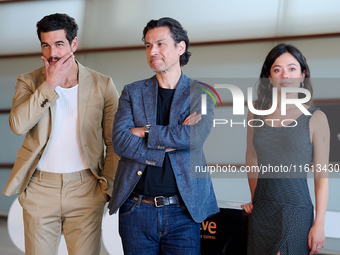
[317, 247, 321, 249]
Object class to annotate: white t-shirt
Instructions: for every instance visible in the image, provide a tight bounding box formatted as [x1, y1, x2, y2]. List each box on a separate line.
[37, 85, 90, 173]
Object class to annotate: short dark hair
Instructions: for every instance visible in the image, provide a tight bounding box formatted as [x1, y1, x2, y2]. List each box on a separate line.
[37, 13, 78, 45]
[142, 17, 191, 66]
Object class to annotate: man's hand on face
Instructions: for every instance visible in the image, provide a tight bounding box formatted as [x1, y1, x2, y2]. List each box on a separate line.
[41, 52, 74, 90]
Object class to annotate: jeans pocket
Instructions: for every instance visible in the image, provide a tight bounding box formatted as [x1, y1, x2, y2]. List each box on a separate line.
[119, 198, 137, 216]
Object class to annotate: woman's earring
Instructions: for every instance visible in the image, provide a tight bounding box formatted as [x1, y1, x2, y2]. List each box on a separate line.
[300, 82, 304, 88]
[269, 83, 273, 89]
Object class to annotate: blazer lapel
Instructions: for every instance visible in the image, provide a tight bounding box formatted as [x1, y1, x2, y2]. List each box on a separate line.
[77, 62, 92, 130]
[142, 76, 158, 125]
[169, 73, 191, 125]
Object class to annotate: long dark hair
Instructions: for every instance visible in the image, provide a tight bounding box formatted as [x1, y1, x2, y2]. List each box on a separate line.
[256, 44, 313, 111]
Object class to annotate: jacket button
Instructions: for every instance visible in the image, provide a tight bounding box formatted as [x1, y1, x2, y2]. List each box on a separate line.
[137, 171, 142, 176]
[41, 104, 44, 107]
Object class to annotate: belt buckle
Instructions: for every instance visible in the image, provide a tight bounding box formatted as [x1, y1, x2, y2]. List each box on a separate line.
[154, 196, 164, 207]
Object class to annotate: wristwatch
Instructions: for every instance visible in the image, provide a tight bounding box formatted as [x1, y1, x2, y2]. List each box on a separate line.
[144, 124, 151, 139]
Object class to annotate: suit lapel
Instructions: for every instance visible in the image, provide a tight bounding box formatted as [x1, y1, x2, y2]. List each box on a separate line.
[77, 62, 92, 130]
[142, 73, 192, 125]
[169, 73, 191, 125]
[143, 76, 158, 125]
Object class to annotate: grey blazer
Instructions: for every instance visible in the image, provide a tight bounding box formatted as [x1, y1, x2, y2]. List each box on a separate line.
[108, 73, 219, 223]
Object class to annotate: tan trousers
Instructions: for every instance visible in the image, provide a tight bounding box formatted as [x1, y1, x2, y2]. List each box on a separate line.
[18, 169, 107, 255]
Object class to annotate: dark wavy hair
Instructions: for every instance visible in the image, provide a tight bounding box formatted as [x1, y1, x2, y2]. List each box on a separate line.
[142, 17, 191, 66]
[256, 43, 313, 111]
[37, 13, 78, 45]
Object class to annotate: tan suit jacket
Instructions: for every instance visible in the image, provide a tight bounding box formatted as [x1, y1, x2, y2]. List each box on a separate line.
[3, 61, 119, 196]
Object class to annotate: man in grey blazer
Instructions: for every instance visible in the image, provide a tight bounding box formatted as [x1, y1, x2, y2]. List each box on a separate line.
[108, 17, 219, 254]
[3, 13, 119, 255]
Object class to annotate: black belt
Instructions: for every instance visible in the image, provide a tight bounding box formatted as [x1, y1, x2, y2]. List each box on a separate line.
[129, 193, 179, 208]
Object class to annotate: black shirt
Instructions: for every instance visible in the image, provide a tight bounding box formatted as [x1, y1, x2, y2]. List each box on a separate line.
[133, 87, 178, 197]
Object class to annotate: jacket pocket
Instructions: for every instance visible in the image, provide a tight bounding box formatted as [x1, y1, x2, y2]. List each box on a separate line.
[16, 146, 32, 160]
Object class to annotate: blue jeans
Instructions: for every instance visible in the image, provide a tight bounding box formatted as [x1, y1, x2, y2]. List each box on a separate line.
[118, 196, 200, 255]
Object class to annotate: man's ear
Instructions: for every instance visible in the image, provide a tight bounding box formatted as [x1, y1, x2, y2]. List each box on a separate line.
[71, 37, 78, 53]
[178, 41, 186, 56]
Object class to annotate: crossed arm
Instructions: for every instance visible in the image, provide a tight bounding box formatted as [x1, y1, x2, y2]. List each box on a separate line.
[112, 84, 214, 167]
[129, 112, 202, 152]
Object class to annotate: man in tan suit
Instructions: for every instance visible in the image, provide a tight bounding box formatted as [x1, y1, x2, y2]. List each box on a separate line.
[3, 13, 119, 255]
